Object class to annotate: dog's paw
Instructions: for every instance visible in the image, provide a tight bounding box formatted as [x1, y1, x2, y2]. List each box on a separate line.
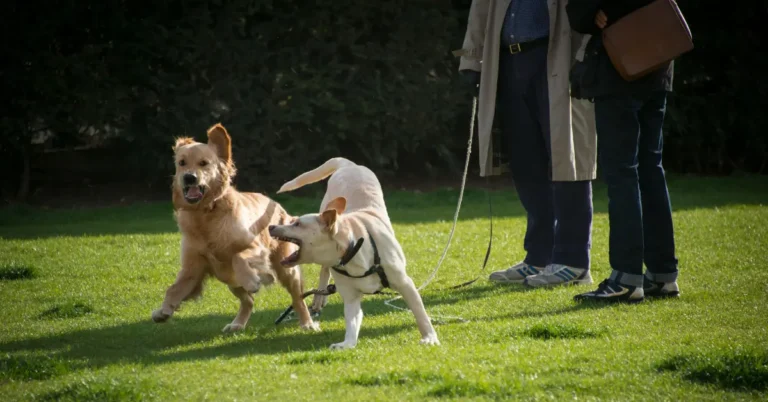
[300, 321, 321, 332]
[151, 309, 172, 323]
[419, 334, 440, 346]
[222, 323, 246, 333]
[329, 341, 357, 350]
[310, 294, 328, 313]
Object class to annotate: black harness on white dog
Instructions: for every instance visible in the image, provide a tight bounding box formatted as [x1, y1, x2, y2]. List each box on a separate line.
[330, 235, 390, 291]
[274, 234, 391, 325]
[276, 96, 494, 326]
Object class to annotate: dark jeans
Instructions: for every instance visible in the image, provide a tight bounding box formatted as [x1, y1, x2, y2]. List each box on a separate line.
[497, 45, 593, 270]
[594, 91, 679, 287]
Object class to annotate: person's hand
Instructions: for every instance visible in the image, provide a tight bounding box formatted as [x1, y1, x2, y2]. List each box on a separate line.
[460, 70, 480, 96]
[594, 10, 607, 29]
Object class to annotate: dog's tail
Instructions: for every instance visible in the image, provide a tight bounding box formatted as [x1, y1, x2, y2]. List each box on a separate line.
[277, 157, 357, 193]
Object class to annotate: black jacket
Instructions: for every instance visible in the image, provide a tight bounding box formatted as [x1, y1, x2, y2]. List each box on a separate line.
[567, 0, 674, 99]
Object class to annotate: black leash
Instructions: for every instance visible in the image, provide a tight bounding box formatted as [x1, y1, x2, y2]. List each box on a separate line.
[274, 284, 338, 325]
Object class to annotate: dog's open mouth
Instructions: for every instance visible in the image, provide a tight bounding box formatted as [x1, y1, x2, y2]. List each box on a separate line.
[273, 235, 302, 266]
[183, 185, 205, 203]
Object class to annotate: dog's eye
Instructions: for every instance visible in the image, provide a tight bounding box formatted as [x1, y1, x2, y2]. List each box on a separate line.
[292, 220, 301, 227]
[199, 160, 208, 167]
[178, 160, 186, 167]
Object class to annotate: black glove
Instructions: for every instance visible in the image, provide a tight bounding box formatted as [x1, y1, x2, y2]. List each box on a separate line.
[460, 70, 480, 96]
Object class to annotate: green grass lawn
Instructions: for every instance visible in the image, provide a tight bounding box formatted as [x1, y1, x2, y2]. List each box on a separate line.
[1, 175, 767, 401]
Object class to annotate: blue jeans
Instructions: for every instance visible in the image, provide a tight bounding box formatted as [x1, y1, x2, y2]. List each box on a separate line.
[594, 91, 679, 287]
[497, 45, 593, 270]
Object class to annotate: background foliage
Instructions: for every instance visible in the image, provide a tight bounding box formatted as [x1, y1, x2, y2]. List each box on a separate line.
[0, 0, 765, 202]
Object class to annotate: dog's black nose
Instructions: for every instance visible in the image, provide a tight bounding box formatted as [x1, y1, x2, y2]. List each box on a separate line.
[268, 225, 276, 234]
[183, 173, 198, 186]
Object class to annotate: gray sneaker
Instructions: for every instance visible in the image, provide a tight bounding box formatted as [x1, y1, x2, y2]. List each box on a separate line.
[523, 264, 593, 288]
[489, 261, 543, 284]
[643, 277, 680, 298]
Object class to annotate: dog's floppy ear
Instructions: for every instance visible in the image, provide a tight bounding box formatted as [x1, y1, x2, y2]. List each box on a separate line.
[320, 209, 339, 232]
[325, 196, 347, 215]
[206, 123, 232, 163]
[173, 137, 195, 152]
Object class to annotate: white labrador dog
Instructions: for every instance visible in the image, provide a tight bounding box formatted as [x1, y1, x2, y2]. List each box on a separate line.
[268, 157, 439, 349]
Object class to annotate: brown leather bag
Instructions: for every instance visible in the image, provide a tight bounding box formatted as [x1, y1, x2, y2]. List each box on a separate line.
[602, 0, 693, 81]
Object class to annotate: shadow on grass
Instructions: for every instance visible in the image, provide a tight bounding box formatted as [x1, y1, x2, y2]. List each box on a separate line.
[0, 283, 503, 374]
[0, 281, 613, 381]
[38, 302, 95, 320]
[276, 283, 503, 326]
[38, 381, 145, 402]
[657, 351, 768, 391]
[330, 283, 609, 327]
[0, 264, 38, 280]
[0, 306, 414, 372]
[344, 369, 515, 399]
[520, 322, 605, 340]
[1, 176, 765, 240]
[397, 283, 501, 308]
[0, 313, 406, 367]
[473, 301, 611, 325]
[0, 354, 72, 382]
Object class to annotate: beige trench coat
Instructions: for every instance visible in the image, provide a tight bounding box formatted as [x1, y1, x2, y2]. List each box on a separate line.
[456, 0, 597, 181]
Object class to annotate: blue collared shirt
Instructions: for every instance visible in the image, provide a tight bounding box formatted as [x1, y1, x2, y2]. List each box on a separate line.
[501, 0, 550, 45]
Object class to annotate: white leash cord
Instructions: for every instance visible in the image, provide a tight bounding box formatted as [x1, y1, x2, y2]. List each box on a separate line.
[383, 96, 478, 323]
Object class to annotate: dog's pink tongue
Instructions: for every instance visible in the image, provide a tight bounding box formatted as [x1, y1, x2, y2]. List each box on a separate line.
[187, 186, 202, 198]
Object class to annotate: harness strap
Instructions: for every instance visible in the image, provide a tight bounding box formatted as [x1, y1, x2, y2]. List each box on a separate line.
[369, 236, 389, 288]
[338, 237, 365, 267]
[330, 235, 389, 290]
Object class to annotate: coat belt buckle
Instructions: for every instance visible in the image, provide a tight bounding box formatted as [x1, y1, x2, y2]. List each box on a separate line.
[508, 43, 522, 54]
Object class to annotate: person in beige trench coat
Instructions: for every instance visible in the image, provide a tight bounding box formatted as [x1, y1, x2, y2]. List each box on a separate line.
[455, 0, 598, 287]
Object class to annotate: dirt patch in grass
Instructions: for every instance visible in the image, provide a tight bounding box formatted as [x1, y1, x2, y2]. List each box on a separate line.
[658, 351, 768, 391]
[0, 354, 71, 381]
[39, 302, 94, 319]
[522, 323, 604, 340]
[0, 264, 37, 281]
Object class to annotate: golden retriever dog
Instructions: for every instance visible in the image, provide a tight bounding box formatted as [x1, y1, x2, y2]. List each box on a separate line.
[151, 123, 318, 332]
[268, 157, 439, 349]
